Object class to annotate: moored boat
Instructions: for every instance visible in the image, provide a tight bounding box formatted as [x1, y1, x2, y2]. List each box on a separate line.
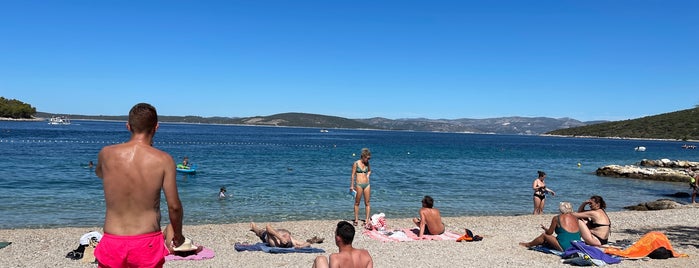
[48, 116, 71, 125]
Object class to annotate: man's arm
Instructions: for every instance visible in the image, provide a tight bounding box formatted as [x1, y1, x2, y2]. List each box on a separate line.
[418, 208, 427, 237]
[291, 238, 310, 248]
[162, 155, 184, 246]
[95, 149, 105, 179]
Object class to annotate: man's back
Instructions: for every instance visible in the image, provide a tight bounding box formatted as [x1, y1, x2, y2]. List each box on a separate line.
[420, 207, 445, 234]
[329, 248, 373, 268]
[97, 140, 176, 236]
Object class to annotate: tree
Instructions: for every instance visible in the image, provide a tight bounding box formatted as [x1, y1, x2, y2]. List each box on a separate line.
[0, 97, 37, 119]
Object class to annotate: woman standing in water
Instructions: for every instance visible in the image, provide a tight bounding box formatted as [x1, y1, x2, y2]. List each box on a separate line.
[351, 148, 372, 227]
[532, 170, 555, 214]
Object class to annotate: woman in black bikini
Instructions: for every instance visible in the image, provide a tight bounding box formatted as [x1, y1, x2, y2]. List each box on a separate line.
[572, 195, 611, 246]
[532, 171, 555, 215]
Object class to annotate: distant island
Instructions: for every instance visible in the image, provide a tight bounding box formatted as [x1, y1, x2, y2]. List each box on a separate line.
[31, 111, 601, 136]
[3, 96, 697, 140]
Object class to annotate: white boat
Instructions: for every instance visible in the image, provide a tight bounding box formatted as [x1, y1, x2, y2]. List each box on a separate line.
[320, 129, 329, 133]
[634, 146, 646, 152]
[48, 116, 71, 125]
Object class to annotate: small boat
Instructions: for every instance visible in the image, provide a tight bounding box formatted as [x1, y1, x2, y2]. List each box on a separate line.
[176, 164, 197, 173]
[634, 146, 646, 152]
[48, 116, 71, 125]
[682, 144, 697, 149]
[320, 129, 329, 133]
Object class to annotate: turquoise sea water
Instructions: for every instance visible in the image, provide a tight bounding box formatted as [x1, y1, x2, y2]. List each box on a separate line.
[1, 120, 696, 229]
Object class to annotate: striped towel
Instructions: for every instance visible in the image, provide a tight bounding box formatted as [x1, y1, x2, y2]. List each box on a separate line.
[363, 228, 461, 242]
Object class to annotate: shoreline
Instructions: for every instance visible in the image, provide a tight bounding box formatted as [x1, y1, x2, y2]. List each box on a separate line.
[4, 118, 697, 142]
[1, 207, 698, 267]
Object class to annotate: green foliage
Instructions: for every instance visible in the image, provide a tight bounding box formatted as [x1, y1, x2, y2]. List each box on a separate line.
[0, 97, 37, 119]
[547, 108, 699, 140]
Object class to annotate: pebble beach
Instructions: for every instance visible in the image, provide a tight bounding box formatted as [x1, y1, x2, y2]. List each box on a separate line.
[1, 206, 698, 268]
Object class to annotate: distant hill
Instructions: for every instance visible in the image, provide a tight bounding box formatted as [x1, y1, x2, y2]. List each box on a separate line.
[35, 111, 599, 135]
[35, 111, 377, 129]
[357, 117, 591, 134]
[546, 107, 699, 141]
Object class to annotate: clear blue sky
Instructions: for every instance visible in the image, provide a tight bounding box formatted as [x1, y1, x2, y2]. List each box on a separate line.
[1, 1, 697, 121]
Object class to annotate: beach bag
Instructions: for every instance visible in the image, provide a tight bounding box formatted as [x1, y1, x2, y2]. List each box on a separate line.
[456, 229, 483, 242]
[647, 247, 673, 259]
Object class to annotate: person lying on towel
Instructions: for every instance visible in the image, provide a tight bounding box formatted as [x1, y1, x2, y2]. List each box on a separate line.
[250, 222, 311, 248]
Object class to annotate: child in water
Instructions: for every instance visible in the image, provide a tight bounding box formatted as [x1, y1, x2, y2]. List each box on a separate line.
[219, 187, 227, 199]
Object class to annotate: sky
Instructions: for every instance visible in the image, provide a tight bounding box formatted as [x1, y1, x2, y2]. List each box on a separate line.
[1, 1, 697, 121]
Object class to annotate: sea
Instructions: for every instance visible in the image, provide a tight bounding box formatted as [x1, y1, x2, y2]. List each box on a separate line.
[1, 120, 696, 229]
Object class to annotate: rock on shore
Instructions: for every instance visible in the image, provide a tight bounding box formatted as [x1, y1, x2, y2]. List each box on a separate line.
[596, 159, 697, 182]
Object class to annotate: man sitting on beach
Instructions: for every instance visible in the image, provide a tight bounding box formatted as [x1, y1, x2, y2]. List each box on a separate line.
[313, 221, 373, 268]
[95, 103, 186, 267]
[412, 195, 445, 237]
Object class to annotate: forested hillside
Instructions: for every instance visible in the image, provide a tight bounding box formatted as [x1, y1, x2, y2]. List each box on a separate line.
[547, 107, 699, 140]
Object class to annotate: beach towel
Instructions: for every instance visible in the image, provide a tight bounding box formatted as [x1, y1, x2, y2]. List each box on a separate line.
[529, 245, 564, 256]
[604, 231, 687, 258]
[165, 247, 216, 261]
[562, 241, 621, 265]
[363, 228, 461, 242]
[234, 243, 325, 254]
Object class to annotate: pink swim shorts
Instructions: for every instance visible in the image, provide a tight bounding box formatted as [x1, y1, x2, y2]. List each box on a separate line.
[95, 231, 169, 268]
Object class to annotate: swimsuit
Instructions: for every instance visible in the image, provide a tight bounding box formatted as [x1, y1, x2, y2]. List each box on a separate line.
[555, 216, 581, 250]
[587, 210, 611, 245]
[260, 231, 293, 248]
[95, 231, 169, 268]
[423, 224, 445, 235]
[534, 188, 547, 200]
[356, 165, 368, 173]
[355, 163, 370, 189]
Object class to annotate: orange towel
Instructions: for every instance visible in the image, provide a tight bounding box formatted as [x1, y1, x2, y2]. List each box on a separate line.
[604, 231, 687, 258]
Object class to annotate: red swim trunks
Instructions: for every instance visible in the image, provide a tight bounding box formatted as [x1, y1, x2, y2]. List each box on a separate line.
[95, 231, 169, 268]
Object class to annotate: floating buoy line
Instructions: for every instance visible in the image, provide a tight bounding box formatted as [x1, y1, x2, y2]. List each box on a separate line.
[0, 139, 329, 148]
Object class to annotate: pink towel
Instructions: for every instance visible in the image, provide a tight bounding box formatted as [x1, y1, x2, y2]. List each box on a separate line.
[363, 228, 461, 242]
[165, 247, 215, 261]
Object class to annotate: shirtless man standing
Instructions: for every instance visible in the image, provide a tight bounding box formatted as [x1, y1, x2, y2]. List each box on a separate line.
[95, 103, 185, 268]
[412, 195, 445, 237]
[313, 221, 373, 268]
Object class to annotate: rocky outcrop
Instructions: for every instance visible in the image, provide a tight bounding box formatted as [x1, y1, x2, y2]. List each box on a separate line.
[639, 159, 699, 169]
[596, 164, 693, 182]
[624, 199, 685, 211]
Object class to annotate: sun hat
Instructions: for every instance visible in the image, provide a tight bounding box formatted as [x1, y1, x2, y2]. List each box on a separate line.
[173, 237, 198, 252]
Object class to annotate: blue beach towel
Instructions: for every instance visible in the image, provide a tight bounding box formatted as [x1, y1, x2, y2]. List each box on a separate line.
[563, 241, 621, 265]
[529, 245, 564, 256]
[234, 243, 325, 254]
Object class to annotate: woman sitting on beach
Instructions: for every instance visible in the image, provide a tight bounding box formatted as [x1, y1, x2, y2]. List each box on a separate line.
[532, 170, 555, 215]
[572, 195, 611, 246]
[519, 202, 581, 251]
[249, 222, 311, 248]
